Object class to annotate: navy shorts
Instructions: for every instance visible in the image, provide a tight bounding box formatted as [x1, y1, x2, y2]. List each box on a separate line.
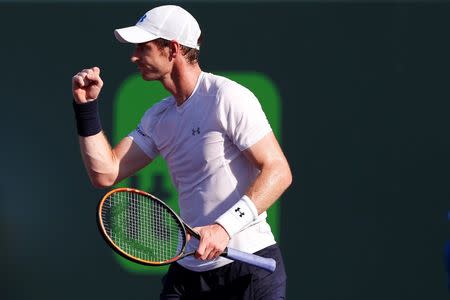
[160, 244, 286, 300]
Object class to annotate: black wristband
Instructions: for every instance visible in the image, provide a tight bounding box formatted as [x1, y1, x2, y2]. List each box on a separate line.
[72, 100, 102, 137]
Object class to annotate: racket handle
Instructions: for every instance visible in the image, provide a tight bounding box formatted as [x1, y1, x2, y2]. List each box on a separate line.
[224, 247, 276, 273]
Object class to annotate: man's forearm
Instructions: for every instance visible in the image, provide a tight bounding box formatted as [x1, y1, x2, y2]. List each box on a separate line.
[215, 158, 292, 238]
[79, 132, 119, 188]
[245, 159, 292, 214]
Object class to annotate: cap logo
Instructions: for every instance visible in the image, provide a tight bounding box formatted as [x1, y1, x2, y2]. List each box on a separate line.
[138, 14, 147, 23]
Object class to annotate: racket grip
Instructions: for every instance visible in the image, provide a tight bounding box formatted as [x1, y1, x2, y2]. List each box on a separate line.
[225, 247, 276, 272]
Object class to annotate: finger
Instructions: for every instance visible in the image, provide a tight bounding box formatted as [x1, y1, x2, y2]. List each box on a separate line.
[77, 76, 85, 87]
[76, 70, 89, 81]
[81, 76, 92, 87]
[195, 240, 206, 259]
[86, 71, 98, 82]
[80, 68, 92, 77]
[72, 68, 99, 88]
[86, 69, 103, 88]
[72, 75, 85, 87]
[206, 249, 220, 260]
[201, 247, 213, 260]
[78, 71, 96, 86]
[93, 66, 100, 75]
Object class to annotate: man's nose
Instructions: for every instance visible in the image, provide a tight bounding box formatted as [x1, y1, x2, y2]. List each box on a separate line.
[131, 49, 139, 63]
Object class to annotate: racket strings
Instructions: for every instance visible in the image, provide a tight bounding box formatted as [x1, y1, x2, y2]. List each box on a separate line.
[101, 191, 185, 263]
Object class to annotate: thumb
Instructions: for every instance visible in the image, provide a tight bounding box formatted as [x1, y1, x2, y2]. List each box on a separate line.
[186, 232, 192, 242]
[186, 226, 201, 243]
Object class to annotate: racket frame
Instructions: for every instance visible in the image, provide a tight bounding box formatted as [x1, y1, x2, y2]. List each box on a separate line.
[97, 187, 277, 272]
[97, 187, 189, 266]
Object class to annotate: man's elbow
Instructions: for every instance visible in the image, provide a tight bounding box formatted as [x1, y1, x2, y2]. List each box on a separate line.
[282, 164, 293, 190]
[89, 172, 117, 189]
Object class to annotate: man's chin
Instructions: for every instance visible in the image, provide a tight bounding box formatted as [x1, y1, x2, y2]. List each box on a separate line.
[141, 72, 160, 81]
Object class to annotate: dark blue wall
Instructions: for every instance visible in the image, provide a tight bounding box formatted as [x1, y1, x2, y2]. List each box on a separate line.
[1, 3, 449, 299]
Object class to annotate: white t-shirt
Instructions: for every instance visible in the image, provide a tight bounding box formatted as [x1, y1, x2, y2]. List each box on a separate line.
[128, 72, 276, 271]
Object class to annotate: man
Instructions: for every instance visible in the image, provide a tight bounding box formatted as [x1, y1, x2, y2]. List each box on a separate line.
[72, 5, 292, 299]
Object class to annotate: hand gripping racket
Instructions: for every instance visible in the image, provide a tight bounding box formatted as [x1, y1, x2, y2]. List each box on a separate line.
[97, 188, 276, 272]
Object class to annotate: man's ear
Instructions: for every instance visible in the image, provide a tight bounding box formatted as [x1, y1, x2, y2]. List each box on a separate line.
[169, 40, 181, 58]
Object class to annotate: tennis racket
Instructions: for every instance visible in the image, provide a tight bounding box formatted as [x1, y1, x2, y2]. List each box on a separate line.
[97, 187, 276, 272]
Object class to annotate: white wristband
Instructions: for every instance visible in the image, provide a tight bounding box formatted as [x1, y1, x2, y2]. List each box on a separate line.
[216, 195, 258, 237]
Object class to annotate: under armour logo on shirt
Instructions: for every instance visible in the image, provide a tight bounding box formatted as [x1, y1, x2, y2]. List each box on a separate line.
[235, 207, 245, 217]
[192, 127, 200, 136]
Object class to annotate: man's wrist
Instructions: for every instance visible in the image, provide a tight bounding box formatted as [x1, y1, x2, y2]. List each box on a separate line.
[72, 99, 102, 137]
[215, 195, 258, 238]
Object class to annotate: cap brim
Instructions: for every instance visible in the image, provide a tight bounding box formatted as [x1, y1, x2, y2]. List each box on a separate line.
[114, 26, 158, 44]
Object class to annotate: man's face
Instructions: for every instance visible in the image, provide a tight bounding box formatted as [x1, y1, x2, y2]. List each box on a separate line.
[131, 40, 172, 81]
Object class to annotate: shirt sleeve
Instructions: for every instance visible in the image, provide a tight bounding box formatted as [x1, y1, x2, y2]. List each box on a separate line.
[127, 98, 173, 159]
[128, 123, 159, 159]
[216, 81, 272, 151]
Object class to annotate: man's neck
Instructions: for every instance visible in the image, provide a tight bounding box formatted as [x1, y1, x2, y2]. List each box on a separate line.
[161, 64, 202, 106]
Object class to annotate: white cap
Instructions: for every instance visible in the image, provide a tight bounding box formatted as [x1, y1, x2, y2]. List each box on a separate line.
[114, 5, 201, 50]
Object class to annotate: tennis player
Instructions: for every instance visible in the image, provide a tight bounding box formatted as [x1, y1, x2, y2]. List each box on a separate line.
[72, 5, 292, 299]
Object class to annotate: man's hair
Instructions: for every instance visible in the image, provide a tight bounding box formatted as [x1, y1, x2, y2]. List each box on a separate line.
[154, 37, 201, 65]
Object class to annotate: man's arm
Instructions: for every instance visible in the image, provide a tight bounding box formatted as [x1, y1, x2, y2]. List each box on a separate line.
[73, 67, 152, 188]
[194, 132, 292, 260]
[242, 131, 292, 214]
[79, 134, 152, 188]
